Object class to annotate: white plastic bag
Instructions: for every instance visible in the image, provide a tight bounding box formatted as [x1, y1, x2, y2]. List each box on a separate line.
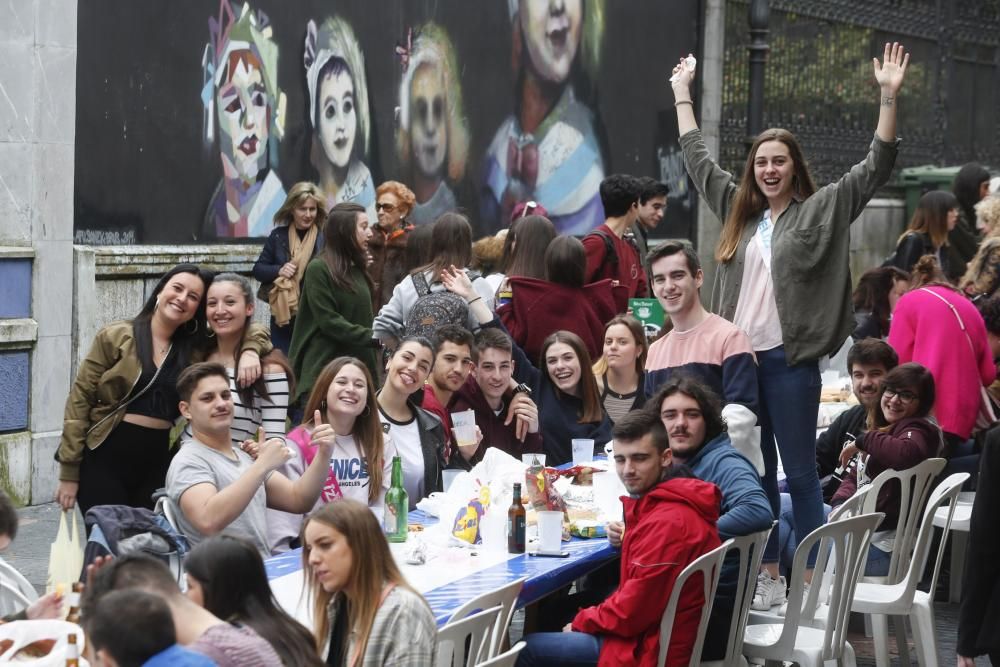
[46, 511, 83, 595]
[0, 620, 88, 665]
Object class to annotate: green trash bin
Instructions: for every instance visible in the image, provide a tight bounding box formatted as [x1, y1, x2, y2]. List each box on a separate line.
[895, 165, 961, 222]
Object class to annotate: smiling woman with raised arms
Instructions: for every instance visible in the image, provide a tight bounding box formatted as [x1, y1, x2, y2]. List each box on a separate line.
[671, 43, 909, 609]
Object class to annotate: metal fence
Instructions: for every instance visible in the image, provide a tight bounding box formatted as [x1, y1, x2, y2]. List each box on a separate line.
[720, 0, 1000, 184]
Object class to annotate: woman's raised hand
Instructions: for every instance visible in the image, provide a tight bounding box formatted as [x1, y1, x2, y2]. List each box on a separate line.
[440, 265, 477, 301]
[670, 54, 696, 98]
[874, 42, 909, 94]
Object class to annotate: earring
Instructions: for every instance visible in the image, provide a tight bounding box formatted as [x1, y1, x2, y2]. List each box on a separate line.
[185, 319, 199, 334]
[205, 323, 216, 339]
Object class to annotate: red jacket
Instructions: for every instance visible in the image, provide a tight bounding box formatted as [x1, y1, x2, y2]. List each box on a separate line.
[572, 476, 722, 667]
[497, 277, 627, 367]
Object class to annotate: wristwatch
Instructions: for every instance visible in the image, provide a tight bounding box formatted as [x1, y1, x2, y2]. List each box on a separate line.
[512, 383, 532, 397]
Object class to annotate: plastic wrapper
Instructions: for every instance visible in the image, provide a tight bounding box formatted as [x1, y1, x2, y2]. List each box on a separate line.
[570, 520, 607, 539]
[404, 534, 428, 565]
[451, 486, 491, 544]
[525, 466, 567, 515]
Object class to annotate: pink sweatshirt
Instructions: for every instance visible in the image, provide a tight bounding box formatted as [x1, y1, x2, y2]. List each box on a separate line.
[888, 286, 995, 439]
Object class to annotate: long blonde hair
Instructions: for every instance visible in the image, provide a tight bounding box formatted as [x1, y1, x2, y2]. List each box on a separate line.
[301, 501, 427, 660]
[592, 315, 647, 377]
[716, 129, 817, 262]
[273, 181, 327, 227]
[301, 357, 384, 505]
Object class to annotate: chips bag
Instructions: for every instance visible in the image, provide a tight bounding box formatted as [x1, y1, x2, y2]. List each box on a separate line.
[451, 485, 491, 544]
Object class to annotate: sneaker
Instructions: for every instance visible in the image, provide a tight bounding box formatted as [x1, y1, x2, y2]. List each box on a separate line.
[751, 572, 787, 611]
[777, 582, 809, 617]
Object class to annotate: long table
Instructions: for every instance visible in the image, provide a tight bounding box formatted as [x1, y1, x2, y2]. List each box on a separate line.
[266, 510, 618, 627]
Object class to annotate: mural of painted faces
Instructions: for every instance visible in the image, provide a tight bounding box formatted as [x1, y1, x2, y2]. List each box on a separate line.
[217, 49, 269, 183]
[410, 62, 446, 179]
[519, 0, 582, 84]
[318, 62, 357, 171]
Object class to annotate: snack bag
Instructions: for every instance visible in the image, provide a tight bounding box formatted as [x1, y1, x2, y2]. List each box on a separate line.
[524, 466, 567, 514]
[451, 485, 491, 544]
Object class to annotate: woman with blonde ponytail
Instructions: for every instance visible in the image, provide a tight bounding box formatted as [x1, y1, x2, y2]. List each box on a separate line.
[670, 43, 910, 609]
[301, 500, 436, 666]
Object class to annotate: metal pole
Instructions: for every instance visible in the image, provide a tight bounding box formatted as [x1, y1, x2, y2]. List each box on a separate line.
[746, 0, 770, 154]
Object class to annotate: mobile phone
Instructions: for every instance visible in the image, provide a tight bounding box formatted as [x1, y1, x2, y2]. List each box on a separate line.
[529, 551, 570, 558]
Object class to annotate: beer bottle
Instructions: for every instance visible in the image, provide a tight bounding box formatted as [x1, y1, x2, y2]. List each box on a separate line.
[65, 582, 83, 624]
[507, 483, 526, 553]
[384, 456, 408, 543]
[65, 633, 79, 667]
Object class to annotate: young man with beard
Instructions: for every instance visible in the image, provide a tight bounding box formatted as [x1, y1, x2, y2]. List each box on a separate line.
[420, 324, 477, 459]
[620, 375, 771, 661]
[449, 327, 543, 467]
[815, 339, 898, 501]
[166, 362, 334, 557]
[643, 240, 762, 472]
[518, 409, 721, 667]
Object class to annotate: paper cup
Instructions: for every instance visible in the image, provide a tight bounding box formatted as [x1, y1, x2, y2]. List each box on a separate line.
[479, 512, 506, 552]
[521, 453, 547, 467]
[572, 439, 595, 465]
[451, 409, 476, 428]
[442, 469, 461, 492]
[537, 511, 564, 554]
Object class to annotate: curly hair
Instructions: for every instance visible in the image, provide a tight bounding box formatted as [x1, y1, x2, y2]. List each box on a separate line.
[375, 181, 416, 217]
[977, 196, 1000, 237]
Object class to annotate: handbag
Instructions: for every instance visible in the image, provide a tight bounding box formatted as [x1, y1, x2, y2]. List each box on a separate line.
[919, 287, 997, 431]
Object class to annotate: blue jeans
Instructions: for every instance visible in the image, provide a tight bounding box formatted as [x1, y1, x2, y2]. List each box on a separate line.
[758, 346, 825, 567]
[516, 632, 601, 666]
[778, 493, 891, 577]
[270, 317, 294, 357]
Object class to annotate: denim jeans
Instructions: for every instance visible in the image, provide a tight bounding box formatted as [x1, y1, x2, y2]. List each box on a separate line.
[516, 632, 601, 667]
[270, 317, 294, 356]
[758, 346, 825, 567]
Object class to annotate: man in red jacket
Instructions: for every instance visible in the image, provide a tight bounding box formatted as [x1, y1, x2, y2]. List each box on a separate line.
[517, 410, 722, 667]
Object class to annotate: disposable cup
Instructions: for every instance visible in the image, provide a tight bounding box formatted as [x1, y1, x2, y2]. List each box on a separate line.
[521, 453, 547, 467]
[442, 469, 461, 492]
[479, 512, 506, 552]
[537, 511, 564, 554]
[453, 424, 477, 448]
[571, 439, 595, 465]
[451, 409, 476, 428]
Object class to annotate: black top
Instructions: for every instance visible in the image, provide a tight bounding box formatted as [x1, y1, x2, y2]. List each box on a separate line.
[125, 348, 183, 421]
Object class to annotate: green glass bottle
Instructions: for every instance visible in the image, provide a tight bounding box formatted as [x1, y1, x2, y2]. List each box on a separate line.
[384, 456, 408, 543]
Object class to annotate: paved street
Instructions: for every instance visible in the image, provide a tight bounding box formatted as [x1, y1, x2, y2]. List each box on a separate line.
[2, 502, 992, 665]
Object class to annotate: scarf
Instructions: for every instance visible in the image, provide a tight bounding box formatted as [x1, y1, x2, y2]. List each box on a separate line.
[269, 224, 318, 326]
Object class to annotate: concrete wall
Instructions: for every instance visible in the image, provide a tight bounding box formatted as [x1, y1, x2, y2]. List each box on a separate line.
[0, 0, 77, 505]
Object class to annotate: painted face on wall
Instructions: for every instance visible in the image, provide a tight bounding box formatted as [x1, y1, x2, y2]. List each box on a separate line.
[410, 62, 447, 179]
[318, 66, 357, 170]
[217, 50, 269, 183]
[519, 0, 583, 84]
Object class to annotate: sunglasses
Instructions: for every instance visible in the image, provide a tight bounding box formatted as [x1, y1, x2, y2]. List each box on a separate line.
[376, 202, 396, 213]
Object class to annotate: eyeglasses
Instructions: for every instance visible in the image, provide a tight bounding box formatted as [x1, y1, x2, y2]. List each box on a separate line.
[376, 202, 396, 213]
[883, 389, 918, 405]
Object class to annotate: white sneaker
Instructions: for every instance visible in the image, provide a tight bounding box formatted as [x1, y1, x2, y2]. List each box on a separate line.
[777, 582, 809, 617]
[751, 572, 787, 611]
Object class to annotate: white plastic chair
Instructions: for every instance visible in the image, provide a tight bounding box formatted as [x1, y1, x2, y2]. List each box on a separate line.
[850, 472, 970, 667]
[702, 524, 774, 667]
[437, 605, 503, 667]
[742, 512, 884, 667]
[931, 490, 974, 602]
[747, 488, 871, 628]
[0, 556, 39, 605]
[860, 457, 946, 584]
[476, 641, 525, 667]
[657, 540, 730, 667]
[446, 577, 525, 660]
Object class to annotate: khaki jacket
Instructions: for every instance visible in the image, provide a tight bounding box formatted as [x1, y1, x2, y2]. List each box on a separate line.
[57, 321, 271, 481]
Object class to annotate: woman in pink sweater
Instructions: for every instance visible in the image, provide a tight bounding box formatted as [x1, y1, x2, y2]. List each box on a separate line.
[887, 262, 994, 448]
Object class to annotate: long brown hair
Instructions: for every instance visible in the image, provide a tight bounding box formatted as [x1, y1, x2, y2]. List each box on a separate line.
[716, 129, 817, 262]
[321, 202, 374, 293]
[301, 500, 427, 660]
[273, 181, 327, 227]
[412, 212, 473, 281]
[540, 331, 604, 424]
[301, 358, 385, 504]
[502, 215, 556, 278]
[900, 190, 958, 249]
[592, 315, 647, 377]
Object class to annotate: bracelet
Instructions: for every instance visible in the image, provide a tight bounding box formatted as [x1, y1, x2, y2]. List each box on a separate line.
[467, 296, 483, 305]
[674, 100, 694, 107]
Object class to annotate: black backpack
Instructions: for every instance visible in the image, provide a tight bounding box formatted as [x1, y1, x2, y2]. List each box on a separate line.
[585, 228, 641, 275]
[403, 271, 477, 339]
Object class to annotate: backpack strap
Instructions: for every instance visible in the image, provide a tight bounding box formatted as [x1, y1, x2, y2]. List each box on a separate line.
[585, 229, 619, 268]
[411, 271, 431, 296]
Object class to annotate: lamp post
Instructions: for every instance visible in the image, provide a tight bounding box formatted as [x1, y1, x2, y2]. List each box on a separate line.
[746, 0, 770, 154]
